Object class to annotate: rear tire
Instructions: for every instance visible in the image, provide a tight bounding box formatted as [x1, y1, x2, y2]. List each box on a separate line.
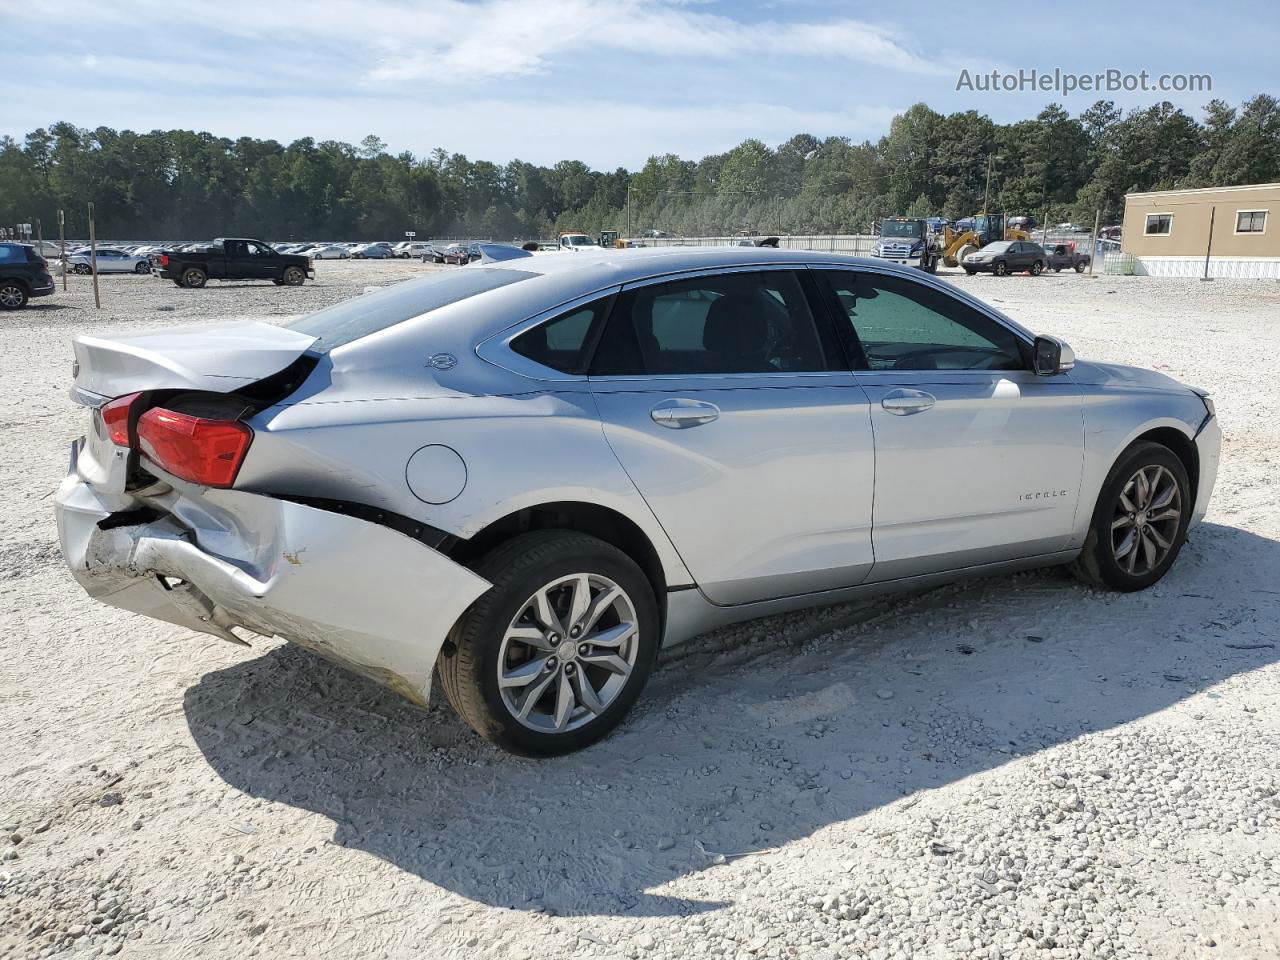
[1070, 441, 1191, 592]
[0, 281, 28, 310]
[180, 267, 207, 289]
[438, 531, 660, 756]
[1030, 260, 1043, 276]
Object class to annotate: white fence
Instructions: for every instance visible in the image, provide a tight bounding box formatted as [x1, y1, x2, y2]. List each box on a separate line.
[635, 232, 1108, 257]
[636, 234, 878, 255]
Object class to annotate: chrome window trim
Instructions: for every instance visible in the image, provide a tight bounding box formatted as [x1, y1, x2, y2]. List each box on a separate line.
[474, 286, 623, 382]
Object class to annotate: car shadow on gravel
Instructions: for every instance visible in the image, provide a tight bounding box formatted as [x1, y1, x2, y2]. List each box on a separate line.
[183, 522, 1280, 918]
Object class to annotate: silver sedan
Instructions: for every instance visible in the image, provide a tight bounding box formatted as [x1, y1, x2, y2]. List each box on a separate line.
[55, 248, 1220, 755]
[65, 248, 151, 274]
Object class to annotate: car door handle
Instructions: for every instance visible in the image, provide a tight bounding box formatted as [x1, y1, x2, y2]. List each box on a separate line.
[650, 399, 720, 428]
[881, 389, 936, 415]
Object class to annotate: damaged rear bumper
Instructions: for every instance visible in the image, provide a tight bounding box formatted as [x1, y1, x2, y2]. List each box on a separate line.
[55, 449, 491, 706]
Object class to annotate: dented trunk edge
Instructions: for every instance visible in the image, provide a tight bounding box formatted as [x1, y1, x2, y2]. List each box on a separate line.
[55, 468, 492, 707]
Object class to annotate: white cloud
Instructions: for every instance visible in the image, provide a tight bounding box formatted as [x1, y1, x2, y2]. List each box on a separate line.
[362, 0, 945, 81]
[23, 0, 941, 84]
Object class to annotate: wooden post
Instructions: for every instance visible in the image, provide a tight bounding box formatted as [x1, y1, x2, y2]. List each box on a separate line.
[1201, 206, 1216, 281]
[88, 202, 101, 309]
[1087, 210, 1101, 277]
[58, 210, 66, 291]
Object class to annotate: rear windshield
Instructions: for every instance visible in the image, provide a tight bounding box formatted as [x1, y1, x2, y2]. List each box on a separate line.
[287, 268, 534, 353]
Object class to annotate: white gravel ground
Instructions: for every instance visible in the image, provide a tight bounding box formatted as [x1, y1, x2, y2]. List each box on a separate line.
[1, 261, 1278, 960]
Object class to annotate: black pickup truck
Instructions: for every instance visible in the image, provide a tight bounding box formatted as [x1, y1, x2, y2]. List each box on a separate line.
[1046, 242, 1091, 273]
[150, 238, 314, 288]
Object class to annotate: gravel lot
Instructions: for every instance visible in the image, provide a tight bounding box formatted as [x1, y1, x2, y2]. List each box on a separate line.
[2, 260, 1278, 960]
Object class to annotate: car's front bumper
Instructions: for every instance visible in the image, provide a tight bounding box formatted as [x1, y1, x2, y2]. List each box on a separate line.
[55, 441, 491, 706]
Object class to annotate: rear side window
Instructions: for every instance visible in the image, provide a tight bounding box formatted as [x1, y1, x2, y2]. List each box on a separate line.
[511, 298, 609, 374]
[288, 268, 534, 353]
[591, 270, 827, 376]
[0, 245, 19, 261]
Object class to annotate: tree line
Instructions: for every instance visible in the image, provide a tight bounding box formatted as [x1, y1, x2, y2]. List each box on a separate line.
[2, 96, 1277, 242]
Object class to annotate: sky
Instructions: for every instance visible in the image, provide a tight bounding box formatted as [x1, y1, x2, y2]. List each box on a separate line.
[5, 0, 1277, 169]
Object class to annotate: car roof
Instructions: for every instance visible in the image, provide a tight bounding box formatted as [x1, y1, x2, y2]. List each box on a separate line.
[500, 245, 898, 287]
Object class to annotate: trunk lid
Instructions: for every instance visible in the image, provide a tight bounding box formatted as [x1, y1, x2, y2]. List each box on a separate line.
[73, 320, 318, 397]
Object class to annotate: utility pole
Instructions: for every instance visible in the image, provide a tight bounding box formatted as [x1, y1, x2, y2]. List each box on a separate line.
[983, 155, 997, 214]
[88, 202, 101, 308]
[1201, 205, 1216, 281]
[1088, 209, 1101, 277]
[58, 210, 66, 290]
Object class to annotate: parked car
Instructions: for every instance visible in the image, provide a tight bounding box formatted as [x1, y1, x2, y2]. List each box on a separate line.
[352, 243, 396, 260]
[1046, 243, 1090, 273]
[0, 243, 55, 309]
[310, 244, 350, 260]
[27, 240, 66, 260]
[54, 248, 1220, 755]
[963, 240, 1047, 276]
[396, 242, 434, 259]
[439, 243, 470, 265]
[66, 248, 152, 275]
[149, 238, 313, 288]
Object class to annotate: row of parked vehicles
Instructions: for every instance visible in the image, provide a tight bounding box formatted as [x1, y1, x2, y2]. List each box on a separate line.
[872, 214, 1117, 276]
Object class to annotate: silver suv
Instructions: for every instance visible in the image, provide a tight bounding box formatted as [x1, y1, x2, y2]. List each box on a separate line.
[55, 248, 1220, 755]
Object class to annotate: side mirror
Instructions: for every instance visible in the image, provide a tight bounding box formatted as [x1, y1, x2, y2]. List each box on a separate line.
[1033, 335, 1075, 376]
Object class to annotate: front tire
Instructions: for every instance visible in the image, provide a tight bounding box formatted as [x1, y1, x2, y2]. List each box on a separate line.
[74, 263, 91, 275]
[993, 260, 1008, 276]
[438, 531, 660, 756]
[281, 266, 306, 286]
[1074, 261, 1086, 273]
[1070, 441, 1191, 591]
[134, 260, 150, 274]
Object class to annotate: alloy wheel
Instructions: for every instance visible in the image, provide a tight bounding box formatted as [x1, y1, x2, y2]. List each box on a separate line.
[0, 285, 24, 307]
[1111, 464, 1182, 575]
[496, 573, 639, 733]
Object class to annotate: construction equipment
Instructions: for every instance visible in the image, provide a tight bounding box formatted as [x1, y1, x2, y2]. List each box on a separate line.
[599, 230, 622, 248]
[941, 213, 1029, 268]
[872, 218, 943, 273]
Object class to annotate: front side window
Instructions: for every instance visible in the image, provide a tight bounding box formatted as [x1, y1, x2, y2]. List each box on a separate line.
[1236, 210, 1267, 233]
[1145, 213, 1173, 235]
[591, 270, 827, 376]
[821, 271, 1025, 372]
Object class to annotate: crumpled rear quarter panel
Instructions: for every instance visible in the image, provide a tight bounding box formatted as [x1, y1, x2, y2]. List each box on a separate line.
[56, 474, 491, 705]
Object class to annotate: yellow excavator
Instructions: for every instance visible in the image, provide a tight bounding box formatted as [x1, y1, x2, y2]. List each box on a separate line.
[942, 213, 1030, 268]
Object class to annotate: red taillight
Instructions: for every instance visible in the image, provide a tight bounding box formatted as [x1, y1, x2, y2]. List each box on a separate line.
[137, 408, 252, 488]
[159, 254, 169, 267]
[101, 392, 142, 447]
